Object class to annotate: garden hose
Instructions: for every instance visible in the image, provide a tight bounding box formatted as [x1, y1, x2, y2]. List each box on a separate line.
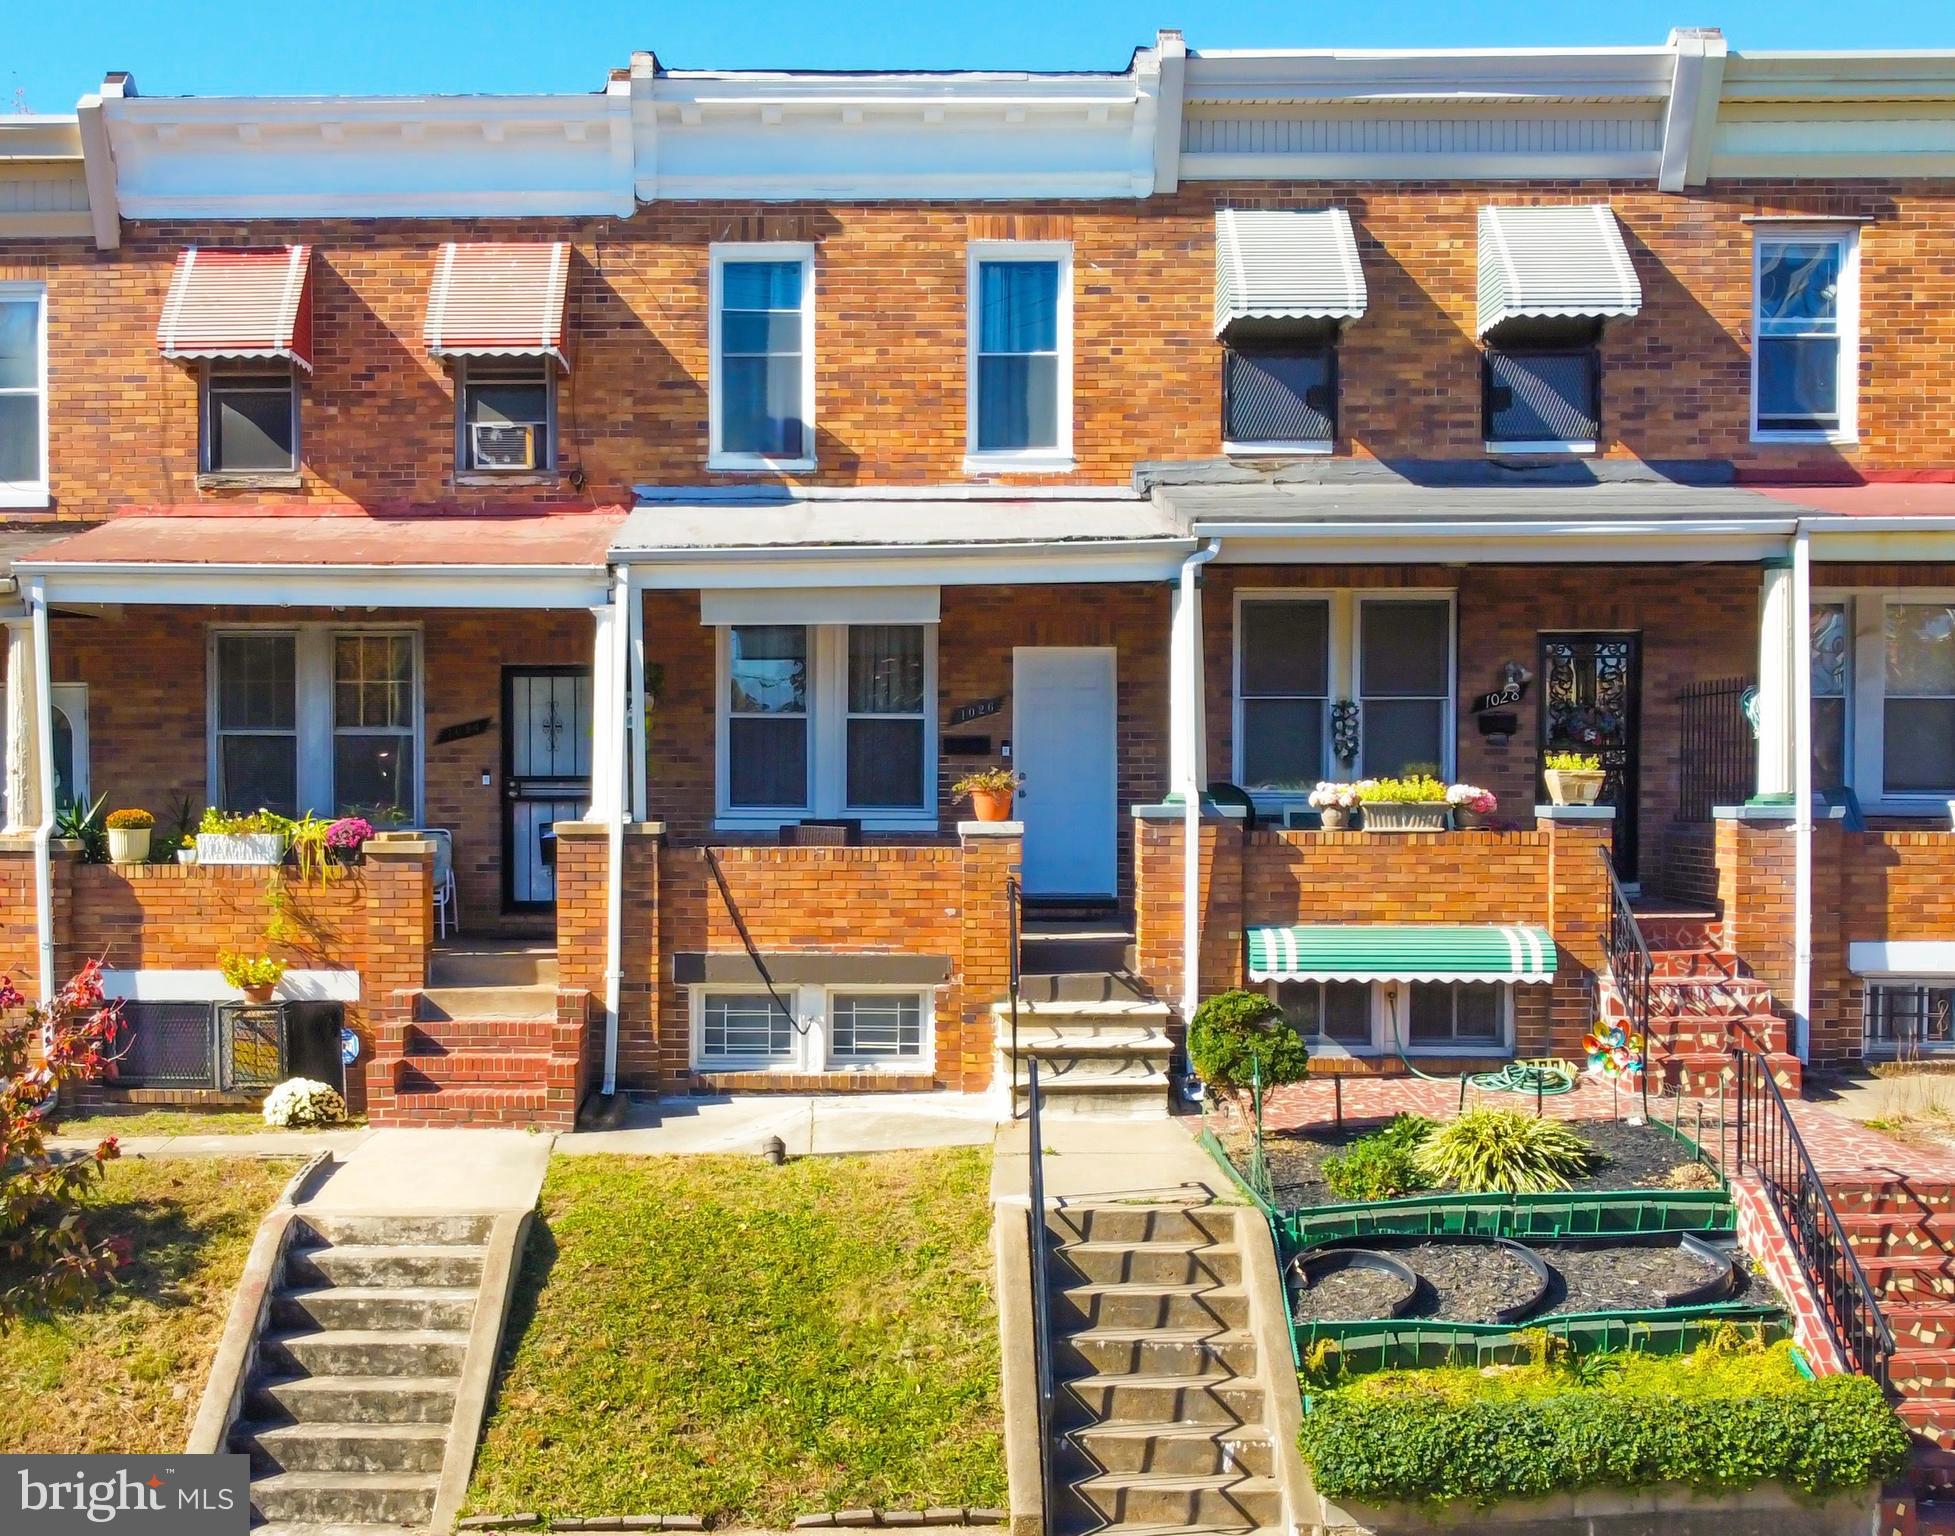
[1383, 988, 1579, 1096]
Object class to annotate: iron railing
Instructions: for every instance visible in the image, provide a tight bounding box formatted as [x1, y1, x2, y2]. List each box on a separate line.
[1600, 850, 1654, 1118]
[1730, 1031, 1895, 1388]
[1677, 676, 1756, 820]
[1026, 1058, 1059, 1530]
[1007, 874, 1023, 1111]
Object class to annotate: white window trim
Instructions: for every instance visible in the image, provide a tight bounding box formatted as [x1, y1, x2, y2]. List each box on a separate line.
[1750, 224, 1860, 446]
[963, 239, 1074, 475]
[689, 983, 937, 1074]
[1483, 439, 1598, 456]
[713, 622, 938, 833]
[454, 356, 557, 473]
[0, 281, 49, 509]
[206, 623, 424, 820]
[200, 359, 300, 475]
[1268, 978, 1514, 1059]
[707, 241, 817, 474]
[1822, 587, 1955, 813]
[1860, 977, 1955, 1058]
[1231, 587, 1458, 801]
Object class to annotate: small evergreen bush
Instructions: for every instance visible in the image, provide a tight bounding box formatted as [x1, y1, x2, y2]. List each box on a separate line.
[1186, 989, 1309, 1098]
[1322, 1114, 1437, 1202]
[1414, 1107, 1596, 1194]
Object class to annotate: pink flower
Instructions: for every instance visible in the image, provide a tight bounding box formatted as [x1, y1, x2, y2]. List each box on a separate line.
[326, 816, 375, 850]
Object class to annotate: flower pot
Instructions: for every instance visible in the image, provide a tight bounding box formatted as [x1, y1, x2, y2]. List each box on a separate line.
[1453, 807, 1488, 830]
[1362, 801, 1451, 833]
[239, 983, 277, 1005]
[328, 845, 365, 867]
[1318, 806, 1351, 831]
[969, 788, 1014, 823]
[106, 826, 152, 863]
[1544, 768, 1605, 807]
[176, 848, 198, 865]
[196, 831, 286, 866]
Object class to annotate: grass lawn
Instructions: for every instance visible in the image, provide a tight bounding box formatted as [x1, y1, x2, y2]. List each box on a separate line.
[0, 1157, 299, 1453]
[48, 1108, 364, 1138]
[467, 1146, 1006, 1527]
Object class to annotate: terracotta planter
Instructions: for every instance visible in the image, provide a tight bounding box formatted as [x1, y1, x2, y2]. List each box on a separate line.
[106, 826, 152, 863]
[1544, 768, 1606, 807]
[969, 788, 1014, 823]
[239, 983, 277, 1005]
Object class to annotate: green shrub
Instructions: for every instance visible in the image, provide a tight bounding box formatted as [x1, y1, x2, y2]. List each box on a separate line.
[1414, 1107, 1595, 1194]
[1297, 1340, 1909, 1505]
[1322, 1115, 1437, 1202]
[1186, 989, 1309, 1098]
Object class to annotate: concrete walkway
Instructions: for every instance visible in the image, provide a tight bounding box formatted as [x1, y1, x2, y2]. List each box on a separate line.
[560, 1091, 1001, 1157]
[48, 1128, 374, 1160]
[299, 1128, 554, 1213]
[990, 1113, 1240, 1207]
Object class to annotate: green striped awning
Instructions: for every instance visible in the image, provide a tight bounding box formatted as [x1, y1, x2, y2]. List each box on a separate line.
[1246, 924, 1557, 985]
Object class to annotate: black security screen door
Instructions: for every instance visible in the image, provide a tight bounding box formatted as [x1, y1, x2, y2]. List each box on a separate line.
[502, 666, 593, 912]
[1539, 633, 1642, 883]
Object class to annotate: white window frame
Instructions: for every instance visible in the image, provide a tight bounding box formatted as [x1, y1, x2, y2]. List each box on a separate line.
[1818, 588, 1955, 813]
[1265, 978, 1514, 1058]
[1750, 225, 1860, 446]
[1232, 588, 1457, 803]
[1861, 978, 1955, 1058]
[689, 983, 937, 1074]
[964, 239, 1074, 475]
[206, 623, 424, 820]
[713, 622, 938, 833]
[0, 281, 49, 509]
[455, 356, 556, 473]
[708, 242, 817, 473]
[200, 359, 300, 475]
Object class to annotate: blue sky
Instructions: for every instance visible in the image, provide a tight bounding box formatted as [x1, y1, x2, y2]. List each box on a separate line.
[6, 0, 1952, 109]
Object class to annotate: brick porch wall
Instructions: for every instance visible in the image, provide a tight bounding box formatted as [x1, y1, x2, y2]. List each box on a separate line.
[1813, 823, 1955, 1067]
[1656, 822, 1721, 910]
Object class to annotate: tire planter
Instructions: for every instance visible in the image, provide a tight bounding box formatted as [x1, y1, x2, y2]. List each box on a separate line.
[1289, 1247, 1420, 1321]
[1664, 1233, 1743, 1309]
[196, 831, 286, 866]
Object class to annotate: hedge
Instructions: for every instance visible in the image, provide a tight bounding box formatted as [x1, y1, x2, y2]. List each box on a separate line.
[1297, 1343, 1909, 1506]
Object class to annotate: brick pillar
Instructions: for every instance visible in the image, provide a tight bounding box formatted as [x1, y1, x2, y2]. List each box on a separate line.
[356, 835, 432, 1117]
[1541, 805, 1614, 1058]
[552, 819, 662, 1095]
[958, 821, 1021, 1093]
[1131, 803, 1246, 1018]
[1715, 808, 1796, 1007]
[1808, 815, 1848, 1067]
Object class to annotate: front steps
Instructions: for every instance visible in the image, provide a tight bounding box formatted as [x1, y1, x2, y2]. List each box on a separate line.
[370, 982, 585, 1130]
[233, 1212, 488, 1534]
[1044, 1206, 1284, 1536]
[1634, 934, 1803, 1094]
[996, 998, 1176, 1119]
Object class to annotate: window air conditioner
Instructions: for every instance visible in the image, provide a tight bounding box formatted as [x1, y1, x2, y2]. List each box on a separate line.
[471, 422, 539, 470]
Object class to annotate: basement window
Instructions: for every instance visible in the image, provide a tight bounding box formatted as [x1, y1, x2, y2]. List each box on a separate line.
[1863, 981, 1955, 1055]
[691, 985, 933, 1073]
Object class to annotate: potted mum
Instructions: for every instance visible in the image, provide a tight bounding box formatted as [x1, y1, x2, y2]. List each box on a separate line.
[104, 808, 154, 863]
[1447, 783, 1498, 829]
[325, 815, 375, 866]
[1307, 780, 1367, 831]
[953, 767, 1020, 823]
[1359, 774, 1451, 833]
[220, 952, 286, 1005]
[1543, 751, 1606, 807]
[197, 809, 291, 867]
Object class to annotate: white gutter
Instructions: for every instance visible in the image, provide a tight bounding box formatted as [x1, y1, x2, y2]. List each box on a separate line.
[601, 564, 630, 1098]
[611, 537, 1196, 564]
[1177, 539, 1223, 1019]
[28, 578, 55, 1005]
[1791, 524, 1814, 1061]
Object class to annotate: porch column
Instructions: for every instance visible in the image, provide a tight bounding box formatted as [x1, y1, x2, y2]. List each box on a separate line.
[1171, 541, 1222, 1018]
[3, 618, 41, 834]
[587, 598, 623, 822]
[1754, 556, 1798, 802]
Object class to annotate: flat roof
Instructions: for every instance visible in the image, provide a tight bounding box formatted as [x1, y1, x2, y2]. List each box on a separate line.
[610, 495, 1186, 556]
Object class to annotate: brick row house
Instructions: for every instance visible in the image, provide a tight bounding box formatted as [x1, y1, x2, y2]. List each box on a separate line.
[0, 29, 1953, 1125]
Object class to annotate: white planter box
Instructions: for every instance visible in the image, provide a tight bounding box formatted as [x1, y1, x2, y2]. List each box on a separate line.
[106, 826, 152, 863]
[1544, 768, 1606, 807]
[1362, 802, 1451, 833]
[195, 831, 286, 867]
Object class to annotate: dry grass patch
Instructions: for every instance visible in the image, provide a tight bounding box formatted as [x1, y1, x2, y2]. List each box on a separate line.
[0, 1157, 298, 1452]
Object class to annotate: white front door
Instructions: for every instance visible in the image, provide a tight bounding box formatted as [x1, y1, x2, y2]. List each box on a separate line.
[1013, 647, 1117, 899]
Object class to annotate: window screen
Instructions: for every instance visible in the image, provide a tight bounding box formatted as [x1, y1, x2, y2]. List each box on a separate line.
[1224, 348, 1335, 445]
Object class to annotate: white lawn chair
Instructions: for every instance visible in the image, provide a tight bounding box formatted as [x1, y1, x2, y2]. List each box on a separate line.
[421, 828, 457, 938]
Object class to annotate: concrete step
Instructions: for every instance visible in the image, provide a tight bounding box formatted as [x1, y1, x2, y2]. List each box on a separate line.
[1057, 1326, 1260, 1379]
[293, 1213, 495, 1248]
[246, 1374, 458, 1426]
[1065, 1470, 1281, 1529]
[1016, 1073, 1174, 1118]
[428, 942, 557, 990]
[249, 1470, 438, 1526]
[1019, 928, 1137, 982]
[995, 999, 1175, 1027]
[1056, 1282, 1250, 1333]
[1893, 1351, 1955, 1400]
[261, 1327, 471, 1378]
[235, 1420, 449, 1476]
[1063, 1420, 1275, 1478]
[415, 984, 557, 1022]
[1055, 1240, 1243, 1289]
[1063, 1370, 1266, 1426]
[1017, 967, 1148, 1003]
[273, 1285, 478, 1334]
[1048, 1206, 1239, 1247]
[1001, 1025, 1177, 1059]
[287, 1244, 487, 1290]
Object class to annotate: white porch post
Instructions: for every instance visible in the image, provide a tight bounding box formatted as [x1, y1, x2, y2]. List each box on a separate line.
[591, 569, 631, 1098]
[4, 617, 43, 835]
[28, 579, 56, 1004]
[1791, 527, 1814, 1062]
[627, 568, 648, 824]
[1173, 540, 1222, 1018]
[1755, 557, 1798, 801]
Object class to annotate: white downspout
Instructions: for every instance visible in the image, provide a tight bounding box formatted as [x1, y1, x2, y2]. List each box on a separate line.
[1791, 525, 1813, 1062]
[29, 578, 56, 1004]
[1175, 539, 1223, 1019]
[601, 565, 631, 1098]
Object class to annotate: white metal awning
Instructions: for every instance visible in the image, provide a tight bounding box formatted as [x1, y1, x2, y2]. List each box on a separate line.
[1850, 942, 1955, 978]
[1477, 205, 1642, 336]
[1214, 208, 1367, 335]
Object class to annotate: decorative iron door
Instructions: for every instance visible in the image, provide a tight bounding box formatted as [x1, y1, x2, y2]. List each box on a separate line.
[1539, 633, 1642, 882]
[502, 666, 593, 911]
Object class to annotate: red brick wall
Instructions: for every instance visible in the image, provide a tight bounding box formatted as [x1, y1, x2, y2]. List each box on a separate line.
[1656, 822, 1721, 910]
[1812, 824, 1955, 1066]
[5, 181, 1953, 522]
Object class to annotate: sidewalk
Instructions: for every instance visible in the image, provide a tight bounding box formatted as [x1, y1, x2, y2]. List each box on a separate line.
[299, 1128, 554, 1212]
[48, 1128, 375, 1160]
[560, 1091, 1001, 1158]
[990, 1113, 1240, 1207]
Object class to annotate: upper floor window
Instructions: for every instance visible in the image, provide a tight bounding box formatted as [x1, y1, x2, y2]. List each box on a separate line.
[203, 361, 297, 474]
[0, 283, 47, 506]
[1224, 327, 1337, 452]
[710, 245, 816, 471]
[1482, 318, 1600, 452]
[457, 358, 554, 473]
[967, 242, 1071, 471]
[1752, 228, 1858, 442]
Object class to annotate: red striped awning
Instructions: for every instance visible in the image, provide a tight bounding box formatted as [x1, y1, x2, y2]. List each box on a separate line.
[157, 246, 314, 370]
[424, 242, 570, 366]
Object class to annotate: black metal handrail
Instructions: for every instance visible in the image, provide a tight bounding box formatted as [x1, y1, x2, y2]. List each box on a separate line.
[1007, 874, 1023, 1112]
[1026, 1059, 1059, 1529]
[1730, 1031, 1896, 1388]
[1600, 849, 1654, 1118]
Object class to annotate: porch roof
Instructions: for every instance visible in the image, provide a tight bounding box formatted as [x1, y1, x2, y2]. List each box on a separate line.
[1247, 923, 1557, 985]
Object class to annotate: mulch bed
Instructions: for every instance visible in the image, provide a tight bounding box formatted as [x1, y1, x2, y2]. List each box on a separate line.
[1537, 1240, 1746, 1317]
